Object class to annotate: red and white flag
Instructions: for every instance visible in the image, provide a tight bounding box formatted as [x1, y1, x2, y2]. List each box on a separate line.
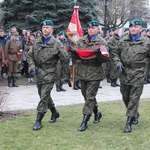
[66, 6, 83, 44]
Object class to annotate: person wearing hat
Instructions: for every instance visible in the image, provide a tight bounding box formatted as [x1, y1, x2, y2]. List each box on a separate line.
[108, 26, 120, 87]
[4, 32, 22, 87]
[104, 28, 114, 83]
[112, 19, 150, 133]
[123, 28, 129, 37]
[28, 19, 69, 130]
[55, 31, 72, 92]
[141, 28, 147, 36]
[70, 20, 109, 131]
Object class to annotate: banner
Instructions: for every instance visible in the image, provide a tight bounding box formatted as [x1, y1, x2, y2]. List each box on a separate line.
[66, 6, 83, 44]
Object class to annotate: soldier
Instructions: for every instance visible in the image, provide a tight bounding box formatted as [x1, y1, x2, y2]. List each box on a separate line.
[141, 28, 147, 36]
[123, 28, 129, 37]
[105, 28, 114, 83]
[4, 32, 22, 87]
[70, 20, 109, 131]
[112, 19, 150, 133]
[108, 26, 120, 87]
[55, 31, 71, 92]
[27, 20, 69, 130]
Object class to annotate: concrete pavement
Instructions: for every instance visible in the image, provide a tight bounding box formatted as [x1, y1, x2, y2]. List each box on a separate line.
[2, 79, 150, 111]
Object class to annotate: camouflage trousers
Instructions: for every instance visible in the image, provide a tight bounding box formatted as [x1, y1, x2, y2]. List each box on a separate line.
[110, 59, 118, 79]
[120, 83, 144, 117]
[81, 80, 100, 115]
[105, 60, 111, 76]
[36, 82, 55, 113]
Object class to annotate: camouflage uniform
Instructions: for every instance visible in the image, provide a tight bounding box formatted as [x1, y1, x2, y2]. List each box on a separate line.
[108, 34, 120, 85]
[72, 34, 108, 115]
[55, 37, 70, 88]
[28, 35, 69, 113]
[112, 34, 150, 117]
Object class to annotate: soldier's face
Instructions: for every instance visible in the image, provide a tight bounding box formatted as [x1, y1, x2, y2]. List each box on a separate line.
[129, 25, 142, 35]
[88, 26, 99, 36]
[42, 25, 53, 37]
[13, 35, 18, 41]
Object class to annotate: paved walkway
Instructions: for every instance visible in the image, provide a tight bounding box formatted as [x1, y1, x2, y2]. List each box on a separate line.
[2, 79, 150, 111]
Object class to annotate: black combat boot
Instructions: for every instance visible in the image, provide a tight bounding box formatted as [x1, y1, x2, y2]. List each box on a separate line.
[66, 79, 72, 87]
[78, 114, 91, 131]
[114, 78, 120, 86]
[8, 76, 12, 87]
[76, 80, 81, 89]
[106, 75, 111, 83]
[73, 82, 79, 90]
[124, 116, 134, 133]
[111, 79, 116, 87]
[132, 113, 140, 125]
[33, 112, 44, 130]
[147, 77, 150, 83]
[49, 107, 60, 123]
[93, 106, 102, 123]
[56, 84, 61, 92]
[59, 84, 66, 91]
[12, 76, 19, 87]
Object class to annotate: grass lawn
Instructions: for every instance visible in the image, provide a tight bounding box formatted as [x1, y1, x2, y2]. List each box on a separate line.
[0, 99, 150, 150]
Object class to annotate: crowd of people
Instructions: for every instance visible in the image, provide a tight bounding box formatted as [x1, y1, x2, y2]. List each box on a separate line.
[0, 18, 150, 133]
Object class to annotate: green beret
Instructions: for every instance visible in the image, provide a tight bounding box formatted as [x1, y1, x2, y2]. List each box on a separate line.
[109, 28, 113, 33]
[129, 19, 142, 27]
[124, 28, 129, 32]
[41, 19, 54, 27]
[57, 31, 64, 36]
[87, 20, 100, 27]
[112, 26, 119, 31]
[13, 32, 19, 36]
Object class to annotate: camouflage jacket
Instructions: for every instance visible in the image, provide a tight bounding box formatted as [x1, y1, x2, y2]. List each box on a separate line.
[27, 35, 69, 84]
[71, 34, 108, 81]
[108, 34, 120, 56]
[112, 34, 150, 86]
[4, 39, 22, 61]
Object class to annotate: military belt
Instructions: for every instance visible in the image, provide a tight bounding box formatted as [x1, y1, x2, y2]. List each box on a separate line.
[125, 63, 145, 68]
[81, 59, 101, 67]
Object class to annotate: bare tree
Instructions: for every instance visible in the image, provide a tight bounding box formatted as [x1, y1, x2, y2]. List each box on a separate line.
[96, 0, 150, 29]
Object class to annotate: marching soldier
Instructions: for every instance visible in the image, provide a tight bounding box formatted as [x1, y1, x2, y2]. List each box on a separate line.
[70, 20, 109, 131]
[108, 26, 120, 87]
[28, 20, 69, 130]
[4, 32, 22, 87]
[112, 19, 150, 133]
[105, 28, 114, 83]
[55, 31, 71, 92]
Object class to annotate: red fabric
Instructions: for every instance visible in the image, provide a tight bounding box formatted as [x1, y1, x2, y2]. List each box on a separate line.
[66, 6, 83, 44]
[75, 49, 95, 58]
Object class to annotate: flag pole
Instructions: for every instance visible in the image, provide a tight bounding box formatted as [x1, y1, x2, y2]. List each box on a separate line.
[72, 0, 77, 89]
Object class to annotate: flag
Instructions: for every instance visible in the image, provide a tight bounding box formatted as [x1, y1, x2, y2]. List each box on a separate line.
[66, 6, 83, 44]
